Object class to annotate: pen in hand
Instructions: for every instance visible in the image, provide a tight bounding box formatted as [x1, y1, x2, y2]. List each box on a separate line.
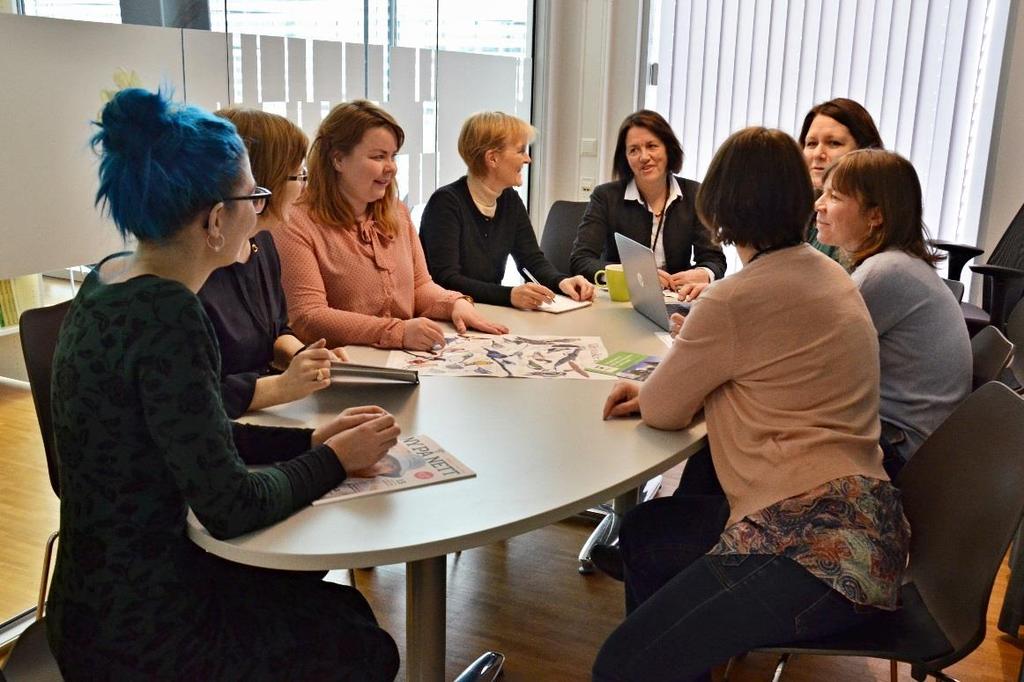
[522, 268, 556, 304]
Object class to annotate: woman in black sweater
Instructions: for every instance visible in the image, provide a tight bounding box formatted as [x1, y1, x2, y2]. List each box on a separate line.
[419, 112, 593, 309]
[198, 108, 348, 418]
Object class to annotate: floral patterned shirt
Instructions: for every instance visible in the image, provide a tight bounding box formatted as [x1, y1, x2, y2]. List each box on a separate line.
[709, 475, 910, 609]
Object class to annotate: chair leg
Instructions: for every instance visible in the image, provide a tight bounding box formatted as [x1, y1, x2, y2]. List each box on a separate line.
[578, 511, 621, 574]
[37, 531, 58, 619]
[769, 653, 790, 682]
[890, 660, 898, 682]
[453, 651, 505, 682]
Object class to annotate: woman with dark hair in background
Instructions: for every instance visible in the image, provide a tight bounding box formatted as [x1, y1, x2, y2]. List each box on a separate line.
[48, 88, 400, 680]
[277, 100, 507, 350]
[593, 128, 908, 682]
[815, 149, 971, 474]
[198, 108, 347, 418]
[569, 110, 726, 290]
[799, 97, 884, 262]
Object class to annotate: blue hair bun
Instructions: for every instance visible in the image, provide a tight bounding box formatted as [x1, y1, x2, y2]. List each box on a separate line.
[97, 88, 175, 157]
[91, 88, 246, 242]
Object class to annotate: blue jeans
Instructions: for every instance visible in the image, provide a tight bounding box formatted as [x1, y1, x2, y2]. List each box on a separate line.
[592, 496, 877, 682]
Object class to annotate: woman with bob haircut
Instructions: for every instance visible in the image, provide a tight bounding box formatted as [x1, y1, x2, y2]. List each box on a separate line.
[277, 100, 507, 350]
[799, 97, 884, 261]
[569, 109, 726, 290]
[593, 128, 909, 682]
[48, 88, 400, 680]
[419, 111, 594, 309]
[198, 108, 348, 418]
[815, 149, 971, 472]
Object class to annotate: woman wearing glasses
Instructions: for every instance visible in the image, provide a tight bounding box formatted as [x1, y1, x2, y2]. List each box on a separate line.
[197, 109, 347, 418]
[569, 110, 726, 291]
[48, 89, 400, 680]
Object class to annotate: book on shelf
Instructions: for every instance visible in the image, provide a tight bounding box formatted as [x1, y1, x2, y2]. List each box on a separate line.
[0, 280, 17, 327]
[588, 351, 662, 382]
[0, 275, 44, 328]
[330, 362, 419, 384]
[313, 435, 474, 505]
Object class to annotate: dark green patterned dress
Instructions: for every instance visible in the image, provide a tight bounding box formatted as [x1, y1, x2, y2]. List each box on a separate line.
[46, 261, 398, 681]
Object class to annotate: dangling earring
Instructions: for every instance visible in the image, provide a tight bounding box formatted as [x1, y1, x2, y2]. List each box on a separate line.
[250, 237, 259, 254]
[207, 233, 225, 252]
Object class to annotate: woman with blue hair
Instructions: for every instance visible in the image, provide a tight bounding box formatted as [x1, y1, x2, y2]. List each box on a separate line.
[47, 88, 400, 680]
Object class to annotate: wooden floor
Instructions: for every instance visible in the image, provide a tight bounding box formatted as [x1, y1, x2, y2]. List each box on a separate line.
[2, 379, 1022, 681]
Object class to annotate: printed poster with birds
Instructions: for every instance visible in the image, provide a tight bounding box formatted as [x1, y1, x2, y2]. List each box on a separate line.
[386, 334, 613, 379]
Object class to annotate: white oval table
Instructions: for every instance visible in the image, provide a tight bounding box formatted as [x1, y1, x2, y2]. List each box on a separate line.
[188, 295, 707, 681]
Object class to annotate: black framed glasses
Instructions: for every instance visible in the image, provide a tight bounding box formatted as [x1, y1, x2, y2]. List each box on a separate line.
[288, 170, 309, 183]
[223, 186, 271, 215]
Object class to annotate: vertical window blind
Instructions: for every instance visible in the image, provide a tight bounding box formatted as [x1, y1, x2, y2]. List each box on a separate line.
[649, 0, 1011, 272]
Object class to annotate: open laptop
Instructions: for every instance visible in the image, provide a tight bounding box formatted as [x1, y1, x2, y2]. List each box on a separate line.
[614, 233, 690, 331]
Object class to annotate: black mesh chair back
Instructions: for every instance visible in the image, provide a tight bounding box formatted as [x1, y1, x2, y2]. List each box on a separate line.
[755, 382, 1024, 679]
[1006, 299, 1024, 388]
[538, 200, 588, 274]
[18, 300, 71, 498]
[970, 325, 1014, 390]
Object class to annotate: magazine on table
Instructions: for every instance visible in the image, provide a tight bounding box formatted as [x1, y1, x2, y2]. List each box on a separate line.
[588, 351, 662, 382]
[313, 435, 474, 505]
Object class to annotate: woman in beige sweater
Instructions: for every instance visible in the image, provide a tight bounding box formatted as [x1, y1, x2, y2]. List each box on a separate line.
[593, 128, 910, 682]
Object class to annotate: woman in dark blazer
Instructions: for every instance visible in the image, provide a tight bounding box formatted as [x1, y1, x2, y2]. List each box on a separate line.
[570, 110, 726, 289]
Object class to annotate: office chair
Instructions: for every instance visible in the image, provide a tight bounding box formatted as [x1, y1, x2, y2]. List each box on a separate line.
[1002, 299, 1024, 391]
[2, 301, 73, 681]
[932, 201, 1024, 334]
[970, 325, 1014, 390]
[732, 382, 1024, 682]
[538, 200, 588, 274]
[941, 278, 965, 302]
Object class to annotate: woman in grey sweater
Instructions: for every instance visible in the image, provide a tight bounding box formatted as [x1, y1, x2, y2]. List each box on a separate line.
[814, 148, 971, 475]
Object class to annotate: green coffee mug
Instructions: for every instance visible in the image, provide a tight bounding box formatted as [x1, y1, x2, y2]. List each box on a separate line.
[594, 264, 630, 302]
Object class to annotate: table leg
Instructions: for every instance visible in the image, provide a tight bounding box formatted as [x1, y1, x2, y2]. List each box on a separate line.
[612, 487, 639, 516]
[406, 554, 447, 682]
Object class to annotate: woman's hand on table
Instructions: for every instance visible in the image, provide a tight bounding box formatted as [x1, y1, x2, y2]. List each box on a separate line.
[329, 346, 350, 362]
[452, 298, 509, 335]
[668, 268, 711, 290]
[403, 317, 447, 351]
[313, 406, 401, 473]
[603, 380, 642, 420]
[676, 281, 709, 303]
[278, 338, 332, 400]
[558, 275, 595, 301]
[511, 283, 555, 309]
[669, 312, 686, 338]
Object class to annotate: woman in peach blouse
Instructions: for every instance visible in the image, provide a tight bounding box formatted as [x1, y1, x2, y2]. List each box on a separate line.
[278, 100, 507, 350]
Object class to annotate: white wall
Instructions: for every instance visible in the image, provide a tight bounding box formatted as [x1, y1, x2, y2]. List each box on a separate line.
[530, 0, 644, 230]
[975, 0, 1024, 300]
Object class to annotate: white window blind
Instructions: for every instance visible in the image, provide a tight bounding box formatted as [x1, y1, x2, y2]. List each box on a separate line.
[649, 0, 1012, 271]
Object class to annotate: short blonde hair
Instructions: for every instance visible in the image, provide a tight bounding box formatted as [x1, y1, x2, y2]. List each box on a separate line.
[458, 112, 536, 177]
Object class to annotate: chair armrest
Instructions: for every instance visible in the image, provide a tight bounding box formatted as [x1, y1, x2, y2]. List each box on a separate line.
[971, 264, 1024, 329]
[930, 240, 985, 258]
[969, 264, 1024, 281]
[931, 240, 985, 280]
